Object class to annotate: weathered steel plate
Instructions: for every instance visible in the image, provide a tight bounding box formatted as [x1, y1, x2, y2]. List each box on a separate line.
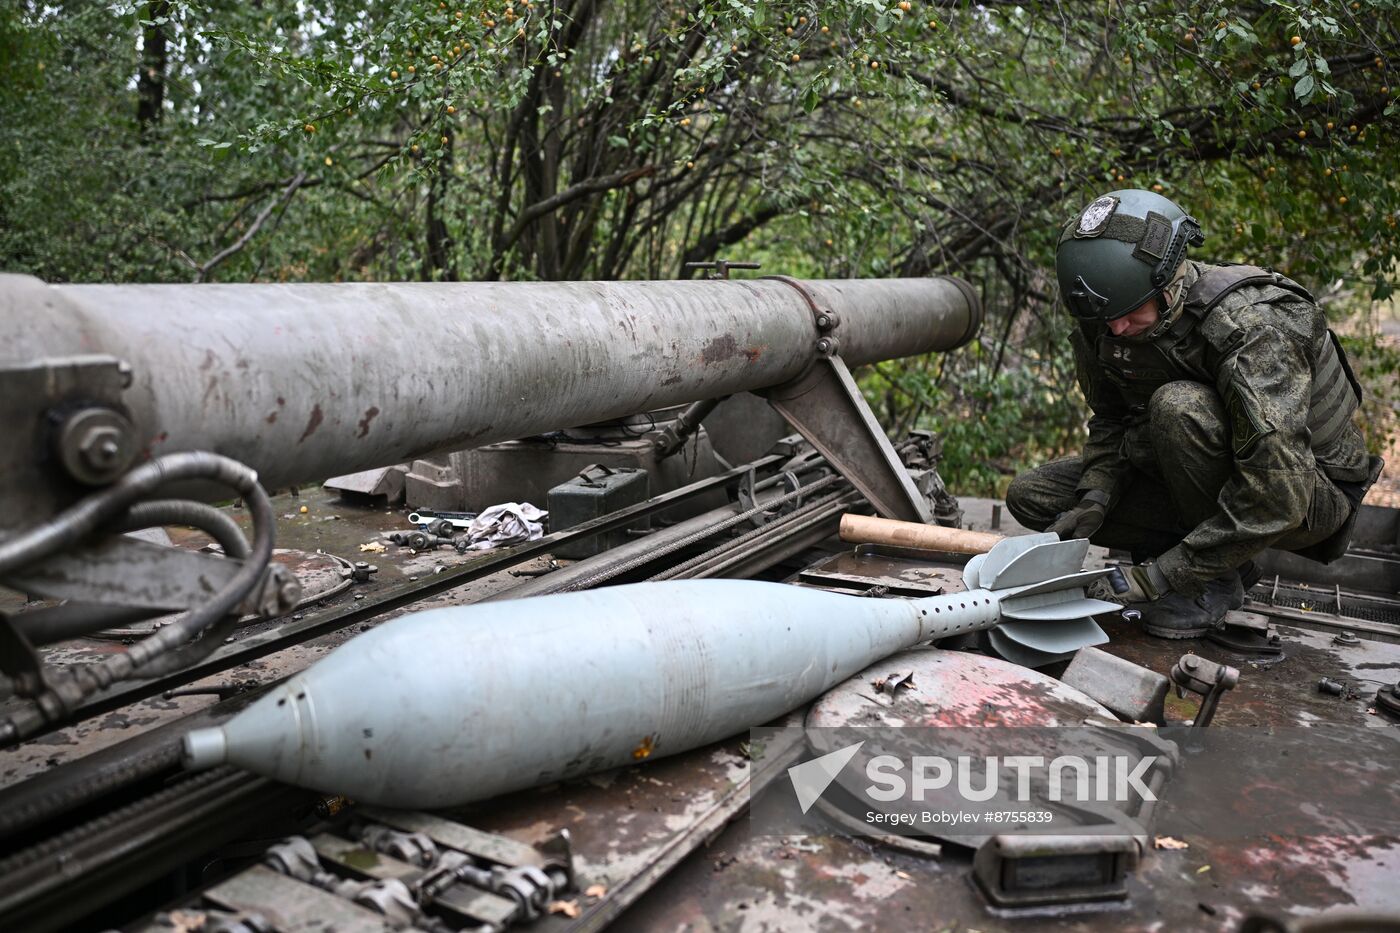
[204, 864, 404, 933]
[807, 647, 1112, 731]
[797, 549, 961, 595]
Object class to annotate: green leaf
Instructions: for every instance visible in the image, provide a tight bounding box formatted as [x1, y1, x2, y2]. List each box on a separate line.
[1289, 58, 1309, 78]
[1294, 74, 1315, 99]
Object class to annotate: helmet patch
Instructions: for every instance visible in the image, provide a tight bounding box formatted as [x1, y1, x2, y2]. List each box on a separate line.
[1134, 211, 1173, 262]
[1074, 195, 1119, 237]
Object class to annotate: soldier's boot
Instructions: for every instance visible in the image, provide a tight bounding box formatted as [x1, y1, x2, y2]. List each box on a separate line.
[1139, 570, 1246, 640]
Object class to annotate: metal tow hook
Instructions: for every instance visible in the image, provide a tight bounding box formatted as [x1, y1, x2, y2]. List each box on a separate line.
[1169, 654, 1239, 727]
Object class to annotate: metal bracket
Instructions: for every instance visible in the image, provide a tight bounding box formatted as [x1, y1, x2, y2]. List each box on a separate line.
[973, 833, 1138, 908]
[1169, 654, 1239, 727]
[1206, 610, 1283, 656]
[649, 397, 726, 459]
[0, 354, 132, 535]
[760, 356, 932, 523]
[737, 467, 803, 528]
[751, 276, 930, 523]
[0, 613, 51, 697]
[763, 274, 841, 356]
[2, 536, 299, 617]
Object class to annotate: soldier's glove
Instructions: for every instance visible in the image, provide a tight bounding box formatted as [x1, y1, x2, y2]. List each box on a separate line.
[1110, 562, 1173, 603]
[1046, 490, 1110, 541]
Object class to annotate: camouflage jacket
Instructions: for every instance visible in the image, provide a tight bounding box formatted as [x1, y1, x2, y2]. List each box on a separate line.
[1069, 260, 1371, 594]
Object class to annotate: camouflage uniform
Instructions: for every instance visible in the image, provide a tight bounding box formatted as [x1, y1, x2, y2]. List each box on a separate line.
[1007, 260, 1377, 598]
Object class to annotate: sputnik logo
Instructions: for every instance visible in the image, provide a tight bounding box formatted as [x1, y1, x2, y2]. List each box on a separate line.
[787, 741, 864, 813]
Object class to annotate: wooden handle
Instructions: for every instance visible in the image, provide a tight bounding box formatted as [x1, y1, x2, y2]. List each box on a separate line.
[839, 514, 1004, 555]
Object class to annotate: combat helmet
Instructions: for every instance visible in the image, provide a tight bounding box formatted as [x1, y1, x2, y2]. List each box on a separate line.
[1056, 189, 1204, 321]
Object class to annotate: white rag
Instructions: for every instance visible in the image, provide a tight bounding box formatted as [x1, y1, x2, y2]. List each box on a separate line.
[465, 502, 548, 550]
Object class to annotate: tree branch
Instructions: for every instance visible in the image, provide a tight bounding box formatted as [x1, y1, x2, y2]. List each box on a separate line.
[195, 171, 307, 282]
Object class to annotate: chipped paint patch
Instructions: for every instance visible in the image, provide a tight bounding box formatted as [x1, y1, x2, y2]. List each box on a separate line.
[819, 858, 916, 901]
[297, 403, 324, 443]
[356, 406, 380, 438]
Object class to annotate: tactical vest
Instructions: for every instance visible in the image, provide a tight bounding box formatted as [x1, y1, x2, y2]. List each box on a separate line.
[1096, 264, 1362, 450]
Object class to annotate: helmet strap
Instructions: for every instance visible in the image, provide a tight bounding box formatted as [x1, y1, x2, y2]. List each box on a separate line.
[1145, 260, 1195, 340]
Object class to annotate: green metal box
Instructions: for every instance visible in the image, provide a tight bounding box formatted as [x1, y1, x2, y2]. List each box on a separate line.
[547, 464, 650, 559]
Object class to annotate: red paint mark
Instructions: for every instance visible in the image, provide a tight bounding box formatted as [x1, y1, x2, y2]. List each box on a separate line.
[266, 412, 278, 424]
[744, 345, 764, 362]
[298, 404, 324, 443]
[356, 406, 380, 438]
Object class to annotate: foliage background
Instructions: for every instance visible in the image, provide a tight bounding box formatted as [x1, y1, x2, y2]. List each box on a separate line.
[1, 0, 1396, 494]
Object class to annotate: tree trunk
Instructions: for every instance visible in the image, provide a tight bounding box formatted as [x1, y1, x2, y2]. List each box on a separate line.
[136, 0, 171, 132]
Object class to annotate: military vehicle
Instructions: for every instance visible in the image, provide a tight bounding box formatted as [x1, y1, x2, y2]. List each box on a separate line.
[1, 271, 1397, 932]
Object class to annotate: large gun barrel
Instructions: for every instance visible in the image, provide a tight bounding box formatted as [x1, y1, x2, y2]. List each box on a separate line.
[0, 274, 978, 502]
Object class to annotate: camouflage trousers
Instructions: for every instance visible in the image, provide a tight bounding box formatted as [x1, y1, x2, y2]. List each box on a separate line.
[1005, 381, 1351, 565]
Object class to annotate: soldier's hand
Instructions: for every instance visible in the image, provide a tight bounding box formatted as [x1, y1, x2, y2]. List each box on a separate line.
[1112, 562, 1172, 603]
[1046, 494, 1108, 541]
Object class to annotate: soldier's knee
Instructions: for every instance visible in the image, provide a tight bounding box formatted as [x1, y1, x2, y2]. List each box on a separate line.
[1005, 465, 1064, 531]
[1149, 381, 1223, 432]
[1004, 471, 1035, 522]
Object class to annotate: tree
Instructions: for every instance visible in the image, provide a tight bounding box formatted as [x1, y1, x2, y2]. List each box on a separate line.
[2, 0, 1396, 490]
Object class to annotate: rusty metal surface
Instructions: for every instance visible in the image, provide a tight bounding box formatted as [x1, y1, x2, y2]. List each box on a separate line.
[204, 864, 402, 933]
[612, 829, 1400, 931]
[0, 487, 558, 785]
[807, 647, 1110, 730]
[445, 720, 800, 932]
[797, 549, 961, 596]
[609, 499, 1400, 931]
[5, 490, 1400, 932]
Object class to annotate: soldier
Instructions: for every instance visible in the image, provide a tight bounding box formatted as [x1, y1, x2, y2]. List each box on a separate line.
[1006, 189, 1383, 638]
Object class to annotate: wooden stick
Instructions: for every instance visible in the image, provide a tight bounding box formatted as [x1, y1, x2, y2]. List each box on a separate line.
[839, 514, 1004, 555]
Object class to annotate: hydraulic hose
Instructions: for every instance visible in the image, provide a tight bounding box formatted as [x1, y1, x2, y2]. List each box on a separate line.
[113, 500, 251, 559]
[9, 500, 255, 648]
[0, 453, 275, 747]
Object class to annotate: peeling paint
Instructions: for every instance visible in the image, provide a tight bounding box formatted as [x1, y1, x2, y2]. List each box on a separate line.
[297, 404, 324, 443]
[356, 406, 380, 438]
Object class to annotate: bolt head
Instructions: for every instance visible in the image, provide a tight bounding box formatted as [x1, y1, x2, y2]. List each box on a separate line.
[57, 406, 136, 484]
[80, 426, 125, 468]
